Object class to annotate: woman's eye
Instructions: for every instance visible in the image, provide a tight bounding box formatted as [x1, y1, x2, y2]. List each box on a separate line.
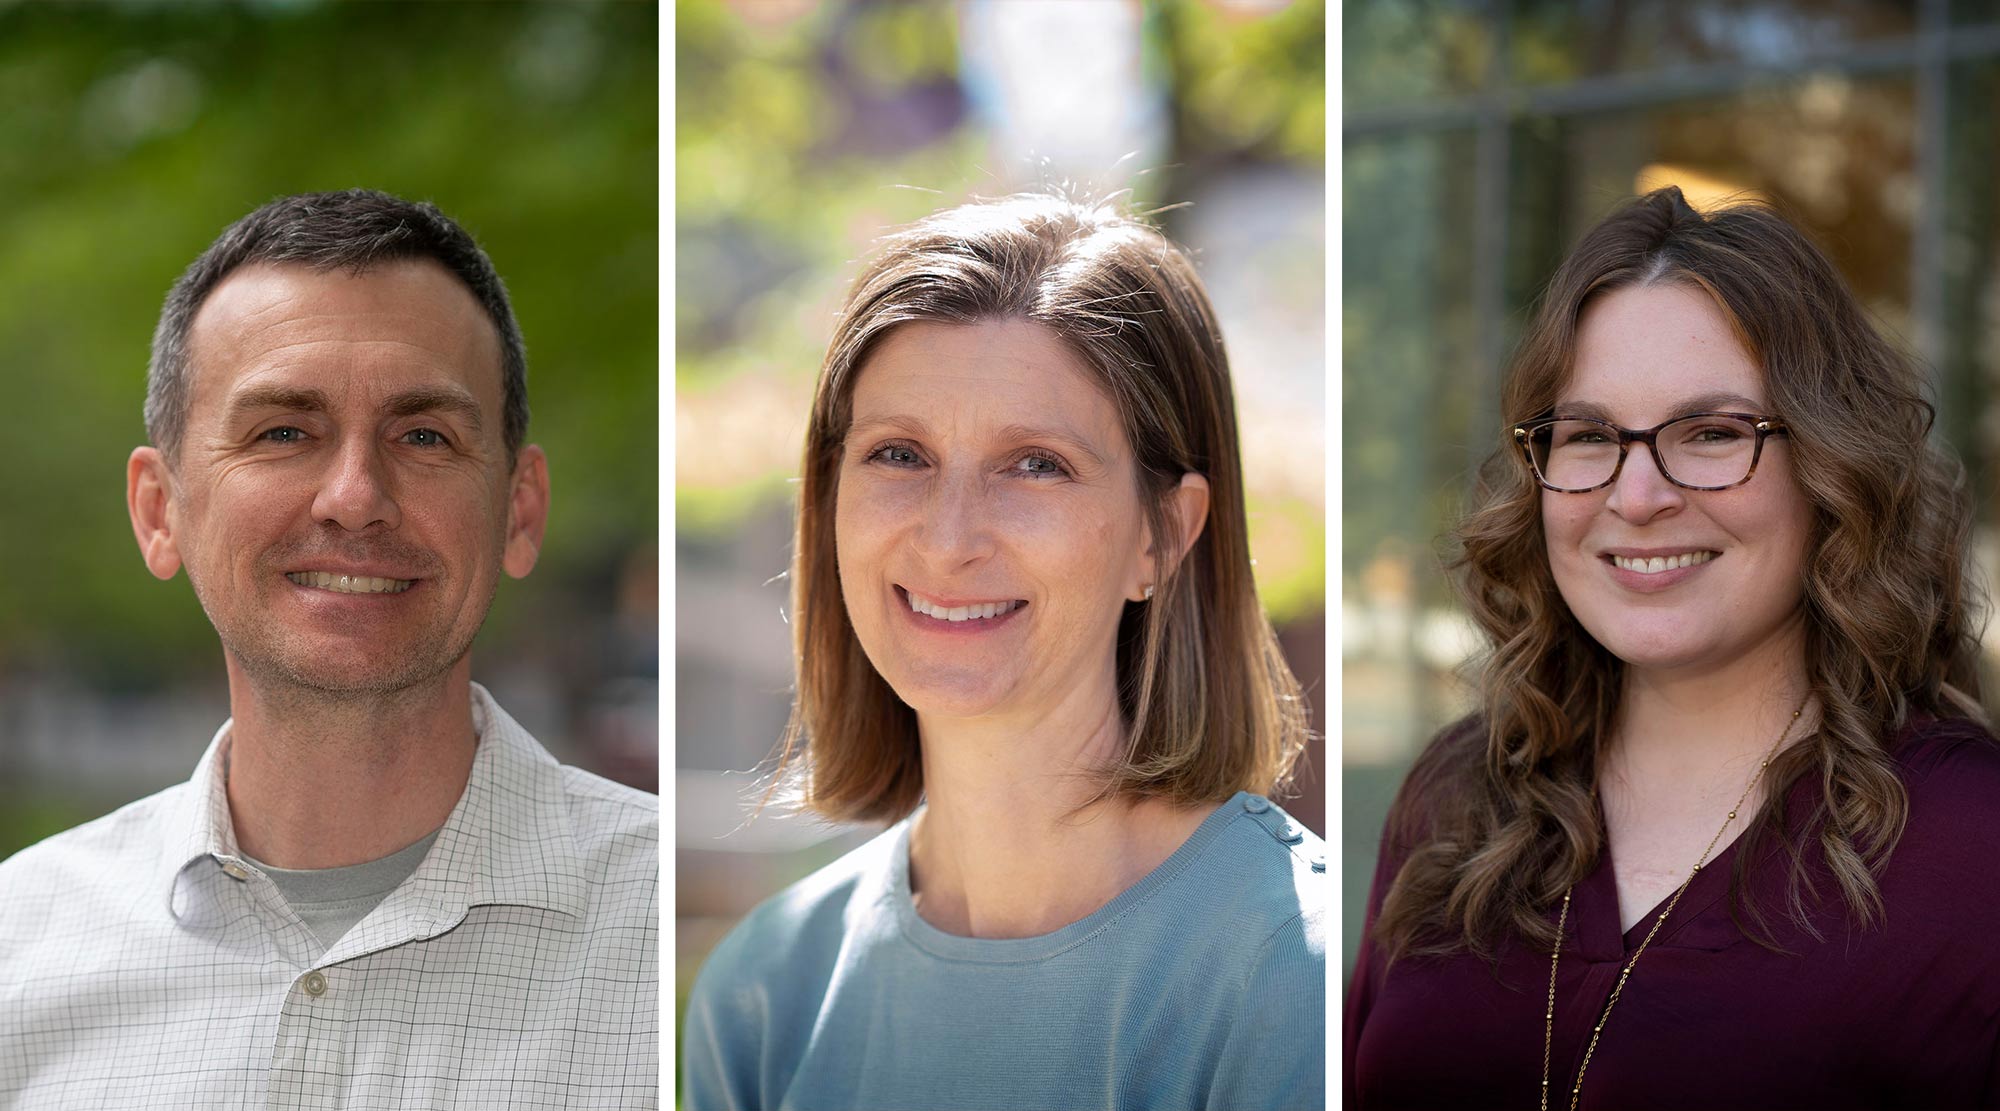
[404, 428, 450, 448]
[259, 426, 307, 444]
[869, 444, 923, 467]
[1012, 453, 1066, 476]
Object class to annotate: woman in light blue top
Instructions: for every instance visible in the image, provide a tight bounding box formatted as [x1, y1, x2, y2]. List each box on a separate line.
[682, 192, 1324, 1111]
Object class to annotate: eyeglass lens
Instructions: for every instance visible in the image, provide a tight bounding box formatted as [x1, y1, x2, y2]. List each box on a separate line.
[1527, 416, 1760, 490]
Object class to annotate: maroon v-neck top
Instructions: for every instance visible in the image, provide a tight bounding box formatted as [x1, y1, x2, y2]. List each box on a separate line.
[1346, 717, 2000, 1110]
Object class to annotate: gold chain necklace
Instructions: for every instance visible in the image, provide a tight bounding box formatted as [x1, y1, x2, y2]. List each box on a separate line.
[1539, 702, 1804, 1111]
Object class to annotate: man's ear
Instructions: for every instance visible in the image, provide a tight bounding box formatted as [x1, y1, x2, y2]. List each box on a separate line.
[127, 447, 182, 581]
[502, 445, 551, 579]
[1132, 472, 1211, 600]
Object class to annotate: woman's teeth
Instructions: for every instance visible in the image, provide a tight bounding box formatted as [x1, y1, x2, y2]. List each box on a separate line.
[286, 572, 414, 594]
[1610, 552, 1714, 574]
[906, 591, 1022, 622]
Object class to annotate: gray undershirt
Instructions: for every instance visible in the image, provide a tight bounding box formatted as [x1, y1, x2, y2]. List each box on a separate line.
[244, 830, 441, 951]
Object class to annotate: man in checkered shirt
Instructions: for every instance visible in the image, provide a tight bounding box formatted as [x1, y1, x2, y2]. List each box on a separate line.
[0, 191, 658, 1108]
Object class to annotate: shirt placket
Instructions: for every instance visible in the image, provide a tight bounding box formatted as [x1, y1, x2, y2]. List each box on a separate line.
[216, 857, 359, 1111]
[266, 958, 357, 1110]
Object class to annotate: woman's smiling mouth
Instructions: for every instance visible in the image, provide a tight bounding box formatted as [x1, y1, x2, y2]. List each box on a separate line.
[899, 587, 1027, 625]
[1606, 551, 1717, 574]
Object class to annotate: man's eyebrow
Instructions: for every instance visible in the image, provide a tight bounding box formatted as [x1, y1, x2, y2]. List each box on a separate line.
[383, 387, 484, 431]
[225, 385, 329, 420]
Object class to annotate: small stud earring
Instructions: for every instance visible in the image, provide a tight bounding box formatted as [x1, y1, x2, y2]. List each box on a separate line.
[1143, 584, 1155, 600]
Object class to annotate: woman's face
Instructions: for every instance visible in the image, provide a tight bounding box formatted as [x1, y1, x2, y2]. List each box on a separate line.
[834, 319, 1154, 723]
[1542, 282, 1815, 679]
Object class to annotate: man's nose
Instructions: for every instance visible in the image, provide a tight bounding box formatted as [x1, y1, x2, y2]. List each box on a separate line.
[311, 438, 402, 532]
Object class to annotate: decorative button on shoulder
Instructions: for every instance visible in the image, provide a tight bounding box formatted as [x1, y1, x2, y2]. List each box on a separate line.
[1277, 822, 1303, 844]
[1242, 796, 1271, 814]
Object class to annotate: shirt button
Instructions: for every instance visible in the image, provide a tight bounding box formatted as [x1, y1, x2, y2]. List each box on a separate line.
[1242, 796, 1271, 814]
[220, 860, 250, 881]
[1277, 822, 1304, 844]
[302, 971, 327, 997]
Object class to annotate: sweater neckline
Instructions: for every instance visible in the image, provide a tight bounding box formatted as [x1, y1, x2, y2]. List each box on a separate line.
[887, 791, 1254, 963]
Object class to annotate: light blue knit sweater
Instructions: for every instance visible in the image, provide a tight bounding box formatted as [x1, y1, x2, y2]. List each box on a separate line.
[682, 792, 1326, 1111]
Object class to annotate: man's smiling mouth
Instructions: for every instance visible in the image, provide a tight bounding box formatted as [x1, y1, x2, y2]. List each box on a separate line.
[285, 571, 416, 594]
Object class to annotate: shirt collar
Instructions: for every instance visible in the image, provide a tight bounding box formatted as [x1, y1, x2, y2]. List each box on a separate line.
[160, 683, 587, 926]
[158, 717, 241, 921]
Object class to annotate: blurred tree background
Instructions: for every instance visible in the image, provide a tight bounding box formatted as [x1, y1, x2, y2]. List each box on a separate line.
[674, 0, 1323, 1095]
[0, 1, 659, 859]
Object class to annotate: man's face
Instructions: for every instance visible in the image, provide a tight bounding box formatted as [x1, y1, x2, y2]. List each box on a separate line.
[127, 259, 547, 696]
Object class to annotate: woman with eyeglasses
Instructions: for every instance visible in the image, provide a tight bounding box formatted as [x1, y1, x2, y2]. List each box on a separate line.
[1346, 186, 2000, 1109]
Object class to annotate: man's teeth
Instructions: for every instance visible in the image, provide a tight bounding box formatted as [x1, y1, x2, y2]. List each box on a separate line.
[1611, 552, 1715, 574]
[286, 571, 414, 594]
[906, 591, 1022, 622]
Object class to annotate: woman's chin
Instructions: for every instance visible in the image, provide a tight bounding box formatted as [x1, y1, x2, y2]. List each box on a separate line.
[886, 667, 1018, 721]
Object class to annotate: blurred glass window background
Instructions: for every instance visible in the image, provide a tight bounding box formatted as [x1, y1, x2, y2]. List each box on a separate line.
[1344, 0, 2000, 984]
[676, 0, 1324, 1091]
[1510, 1, 1916, 86]
[0, 3, 658, 861]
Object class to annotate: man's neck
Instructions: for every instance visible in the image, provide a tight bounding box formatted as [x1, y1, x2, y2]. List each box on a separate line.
[221, 654, 480, 869]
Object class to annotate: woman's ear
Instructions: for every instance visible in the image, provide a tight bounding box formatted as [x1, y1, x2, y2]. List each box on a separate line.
[1132, 472, 1210, 600]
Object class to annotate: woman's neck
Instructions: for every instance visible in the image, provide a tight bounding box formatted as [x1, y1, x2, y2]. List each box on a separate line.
[1608, 625, 1814, 789]
[906, 684, 1210, 939]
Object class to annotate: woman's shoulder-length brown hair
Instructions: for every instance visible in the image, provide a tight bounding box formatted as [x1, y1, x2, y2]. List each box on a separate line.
[1373, 185, 1986, 960]
[774, 191, 1310, 824]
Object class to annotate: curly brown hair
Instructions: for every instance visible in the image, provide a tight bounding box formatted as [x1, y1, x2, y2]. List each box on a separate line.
[1374, 186, 1986, 959]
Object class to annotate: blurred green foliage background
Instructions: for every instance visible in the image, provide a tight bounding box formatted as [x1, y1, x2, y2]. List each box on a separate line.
[0, 0, 658, 857]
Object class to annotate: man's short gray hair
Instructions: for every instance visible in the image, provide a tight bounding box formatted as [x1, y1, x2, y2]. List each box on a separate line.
[147, 189, 528, 466]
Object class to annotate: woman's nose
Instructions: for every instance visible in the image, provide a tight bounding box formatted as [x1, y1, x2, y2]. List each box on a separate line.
[909, 470, 996, 569]
[1604, 439, 1684, 523]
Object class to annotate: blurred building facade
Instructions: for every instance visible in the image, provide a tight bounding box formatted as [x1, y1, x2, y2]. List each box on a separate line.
[1344, 0, 2000, 976]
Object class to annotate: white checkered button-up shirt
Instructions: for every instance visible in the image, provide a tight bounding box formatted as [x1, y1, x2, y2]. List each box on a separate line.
[0, 684, 658, 1109]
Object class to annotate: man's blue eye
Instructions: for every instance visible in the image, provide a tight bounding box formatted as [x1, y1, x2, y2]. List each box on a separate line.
[405, 428, 449, 447]
[261, 427, 306, 443]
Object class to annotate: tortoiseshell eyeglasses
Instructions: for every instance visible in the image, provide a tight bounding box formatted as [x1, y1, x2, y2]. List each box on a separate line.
[1511, 412, 1789, 493]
